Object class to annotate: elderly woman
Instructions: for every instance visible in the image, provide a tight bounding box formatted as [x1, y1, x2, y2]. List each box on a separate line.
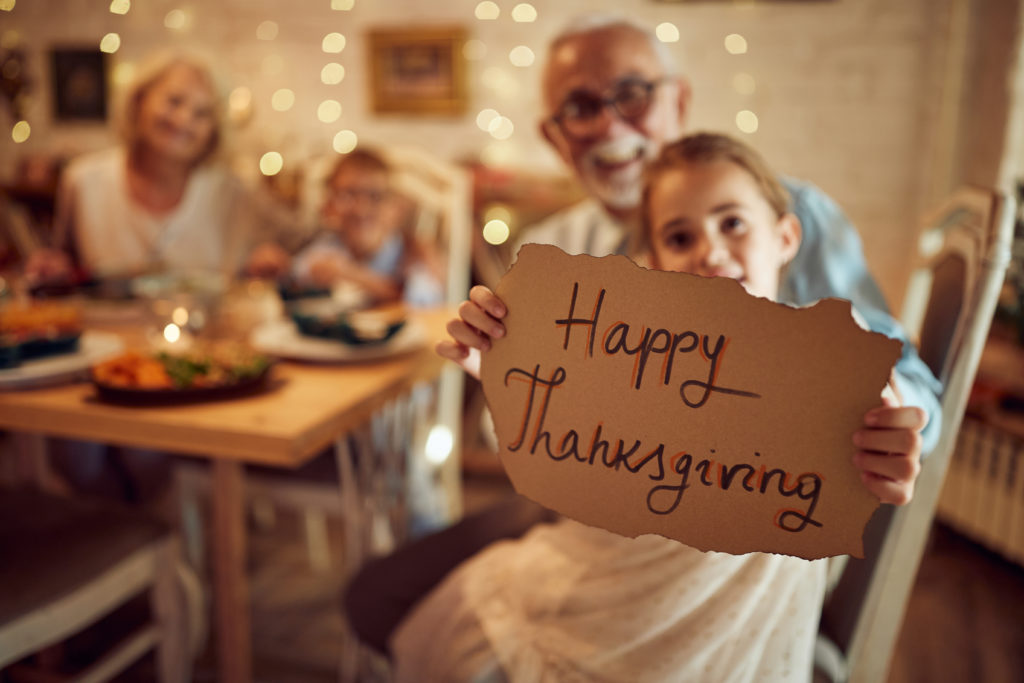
[26, 52, 295, 285]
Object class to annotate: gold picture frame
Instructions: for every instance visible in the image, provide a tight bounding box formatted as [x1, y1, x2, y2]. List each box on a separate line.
[368, 26, 468, 116]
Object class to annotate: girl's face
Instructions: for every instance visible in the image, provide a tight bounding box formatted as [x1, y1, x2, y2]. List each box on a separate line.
[135, 64, 217, 165]
[322, 167, 392, 258]
[647, 160, 800, 300]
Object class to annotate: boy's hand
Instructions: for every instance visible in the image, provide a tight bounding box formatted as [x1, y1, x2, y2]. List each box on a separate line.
[435, 285, 507, 380]
[852, 390, 928, 506]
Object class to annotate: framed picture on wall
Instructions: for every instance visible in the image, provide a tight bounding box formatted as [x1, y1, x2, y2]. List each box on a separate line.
[368, 26, 468, 116]
[50, 48, 108, 122]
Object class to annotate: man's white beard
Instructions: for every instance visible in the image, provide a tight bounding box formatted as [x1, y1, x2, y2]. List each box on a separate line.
[580, 132, 656, 211]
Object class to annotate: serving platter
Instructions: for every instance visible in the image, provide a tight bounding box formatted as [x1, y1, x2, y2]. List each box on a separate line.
[91, 365, 274, 405]
[0, 331, 125, 390]
[250, 318, 427, 363]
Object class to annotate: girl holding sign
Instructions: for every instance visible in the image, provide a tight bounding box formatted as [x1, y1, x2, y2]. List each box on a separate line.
[379, 133, 927, 682]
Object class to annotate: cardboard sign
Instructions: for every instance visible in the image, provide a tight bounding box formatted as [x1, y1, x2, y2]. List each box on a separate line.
[480, 244, 902, 559]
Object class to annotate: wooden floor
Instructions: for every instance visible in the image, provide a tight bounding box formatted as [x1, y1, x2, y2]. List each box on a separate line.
[26, 471, 1024, 682]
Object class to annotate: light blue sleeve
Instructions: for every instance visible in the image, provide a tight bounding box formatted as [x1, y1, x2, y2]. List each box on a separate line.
[779, 178, 942, 454]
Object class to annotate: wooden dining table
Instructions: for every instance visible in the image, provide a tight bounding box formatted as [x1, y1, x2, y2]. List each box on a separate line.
[0, 306, 454, 683]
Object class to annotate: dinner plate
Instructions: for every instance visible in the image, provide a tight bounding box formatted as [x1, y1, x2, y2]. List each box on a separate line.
[0, 331, 125, 390]
[250, 318, 427, 363]
[92, 366, 273, 405]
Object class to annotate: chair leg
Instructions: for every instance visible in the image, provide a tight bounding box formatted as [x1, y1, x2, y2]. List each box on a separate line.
[151, 541, 188, 683]
[303, 509, 333, 572]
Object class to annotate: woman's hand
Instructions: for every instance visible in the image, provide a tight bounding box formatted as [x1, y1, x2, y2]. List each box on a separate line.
[435, 285, 508, 380]
[852, 389, 928, 506]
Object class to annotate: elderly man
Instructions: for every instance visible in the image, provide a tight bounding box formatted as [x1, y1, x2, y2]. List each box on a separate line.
[445, 15, 941, 451]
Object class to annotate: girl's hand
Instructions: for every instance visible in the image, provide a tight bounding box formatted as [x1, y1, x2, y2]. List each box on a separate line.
[852, 390, 928, 505]
[435, 285, 507, 380]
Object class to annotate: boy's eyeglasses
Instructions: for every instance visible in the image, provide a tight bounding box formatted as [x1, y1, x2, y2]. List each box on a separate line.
[549, 77, 669, 139]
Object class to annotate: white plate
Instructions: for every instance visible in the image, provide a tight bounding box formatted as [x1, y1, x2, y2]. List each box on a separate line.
[250, 319, 426, 363]
[0, 331, 125, 390]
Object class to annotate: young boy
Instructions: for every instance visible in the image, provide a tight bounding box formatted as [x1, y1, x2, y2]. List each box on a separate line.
[291, 148, 443, 307]
[408, 133, 926, 681]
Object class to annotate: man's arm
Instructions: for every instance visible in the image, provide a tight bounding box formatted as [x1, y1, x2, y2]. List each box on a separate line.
[781, 179, 943, 454]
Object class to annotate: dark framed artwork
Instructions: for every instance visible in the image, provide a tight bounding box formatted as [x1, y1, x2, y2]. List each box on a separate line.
[50, 48, 108, 121]
[368, 26, 468, 116]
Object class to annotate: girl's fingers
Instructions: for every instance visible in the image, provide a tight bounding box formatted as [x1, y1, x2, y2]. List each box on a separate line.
[458, 299, 505, 339]
[435, 340, 469, 362]
[860, 470, 914, 506]
[864, 405, 927, 430]
[853, 428, 922, 456]
[853, 450, 920, 485]
[446, 319, 492, 351]
[469, 285, 507, 319]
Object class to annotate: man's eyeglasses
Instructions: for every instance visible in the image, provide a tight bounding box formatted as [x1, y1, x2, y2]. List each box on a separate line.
[549, 77, 669, 139]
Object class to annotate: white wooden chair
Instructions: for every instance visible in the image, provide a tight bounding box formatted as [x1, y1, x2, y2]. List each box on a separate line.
[813, 186, 1016, 682]
[0, 487, 204, 682]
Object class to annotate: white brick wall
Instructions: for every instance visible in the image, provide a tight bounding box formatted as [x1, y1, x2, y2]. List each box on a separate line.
[1, 0, 1018, 306]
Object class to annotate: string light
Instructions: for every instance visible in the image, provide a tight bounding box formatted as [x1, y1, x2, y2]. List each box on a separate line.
[509, 46, 534, 68]
[11, 120, 30, 143]
[271, 88, 295, 111]
[656, 23, 679, 43]
[321, 63, 345, 84]
[322, 32, 346, 53]
[260, 152, 284, 176]
[475, 1, 499, 20]
[735, 110, 758, 134]
[256, 20, 278, 41]
[333, 129, 358, 154]
[331, 0, 354, 9]
[724, 34, 748, 55]
[163, 323, 181, 344]
[0, 0, 15, 11]
[164, 9, 186, 30]
[112, 62, 136, 86]
[482, 219, 510, 245]
[109, 0, 130, 15]
[476, 108, 500, 131]
[488, 116, 514, 140]
[99, 33, 121, 54]
[511, 4, 537, 22]
[317, 100, 342, 123]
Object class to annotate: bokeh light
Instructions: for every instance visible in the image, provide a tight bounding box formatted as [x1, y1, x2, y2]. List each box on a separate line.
[656, 23, 680, 43]
[109, 0, 130, 15]
[425, 425, 454, 465]
[482, 219, 510, 246]
[509, 46, 534, 68]
[171, 307, 189, 327]
[735, 110, 759, 134]
[511, 3, 537, 22]
[322, 32, 346, 53]
[333, 129, 358, 154]
[725, 34, 748, 55]
[488, 116, 514, 140]
[99, 33, 121, 54]
[163, 323, 181, 344]
[463, 39, 486, 61]
[228, 86, 252, 123]
[11, 120, 30, 143]
[476, 108, 500, 131]
[331, 0, 354, 9]
[0, 0, 15, 11]
[271, 88, 295, 111]
[112, 62, 136, 86]
[317, 100, 342, 123]
[475, 1, 499, 20]
[164, 9, 186, 30]
[321, 62, 345, 84]
[256, 20, 278, 41]
[482, 67, 520, 98]
[480, 142, 519, 167]
[260, 152, 284, 176]
[732, 72, 756, 95]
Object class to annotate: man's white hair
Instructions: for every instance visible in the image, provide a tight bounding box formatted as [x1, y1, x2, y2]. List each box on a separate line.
[547, 13, 679, 76]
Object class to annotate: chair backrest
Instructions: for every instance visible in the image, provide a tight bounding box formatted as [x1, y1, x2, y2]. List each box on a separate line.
[815, 186, 1016, 683]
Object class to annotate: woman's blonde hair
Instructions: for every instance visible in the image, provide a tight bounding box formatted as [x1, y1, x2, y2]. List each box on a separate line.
[118, 51, 224, 166]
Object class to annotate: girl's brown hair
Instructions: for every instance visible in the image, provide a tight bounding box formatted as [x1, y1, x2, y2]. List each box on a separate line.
[642, 132, 791, 241]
